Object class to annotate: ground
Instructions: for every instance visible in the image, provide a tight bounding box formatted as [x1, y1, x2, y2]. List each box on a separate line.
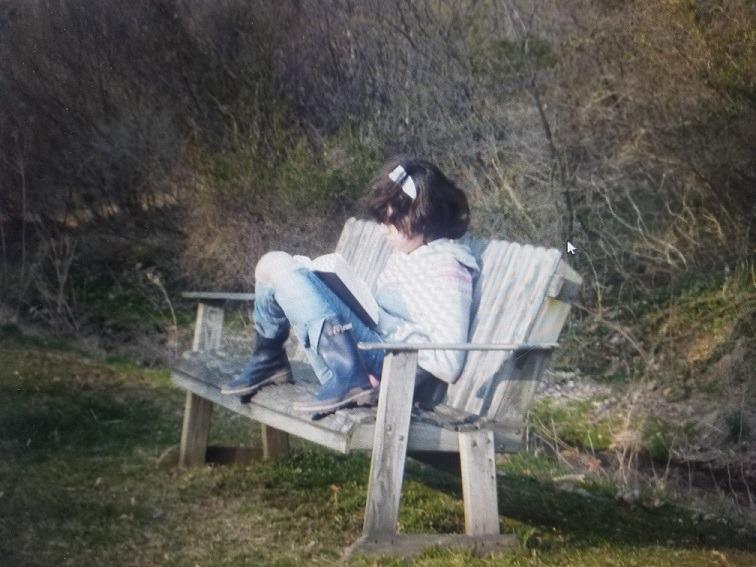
[1, 329, 755, 566]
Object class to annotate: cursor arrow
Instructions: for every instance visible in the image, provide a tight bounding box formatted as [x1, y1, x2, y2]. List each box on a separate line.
[566, 241, 576, 255]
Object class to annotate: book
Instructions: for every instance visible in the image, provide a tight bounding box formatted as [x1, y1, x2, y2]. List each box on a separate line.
[306, 253, 380, 329]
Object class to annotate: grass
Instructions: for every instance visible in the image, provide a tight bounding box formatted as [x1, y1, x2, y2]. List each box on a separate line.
[1, 332, 755, 565]
[530, 399, 616, 452]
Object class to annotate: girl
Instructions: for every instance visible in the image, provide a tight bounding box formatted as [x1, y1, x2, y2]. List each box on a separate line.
[221, 158, 479, 414]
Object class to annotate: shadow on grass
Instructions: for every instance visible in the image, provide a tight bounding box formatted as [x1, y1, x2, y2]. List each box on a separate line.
[0, 390, 176, 458]
[403, 457, 756, 553]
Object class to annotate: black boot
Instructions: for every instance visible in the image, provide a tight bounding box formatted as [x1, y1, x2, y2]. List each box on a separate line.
[293, 317, 376, 414]
[413, 368, 447, 410]
[221, 330, 292, 396]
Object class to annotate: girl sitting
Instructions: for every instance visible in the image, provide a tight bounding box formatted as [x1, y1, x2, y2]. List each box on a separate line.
[221, 158, 479, 414]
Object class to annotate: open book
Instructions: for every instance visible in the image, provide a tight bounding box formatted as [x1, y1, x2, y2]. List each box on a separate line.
[298, 253, 380, 329]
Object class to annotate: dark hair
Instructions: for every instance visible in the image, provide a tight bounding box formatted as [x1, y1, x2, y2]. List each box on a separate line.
[367, 158, 470, 241]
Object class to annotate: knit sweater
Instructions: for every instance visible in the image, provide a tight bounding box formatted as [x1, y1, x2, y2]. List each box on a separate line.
[373, 239, 479, 383]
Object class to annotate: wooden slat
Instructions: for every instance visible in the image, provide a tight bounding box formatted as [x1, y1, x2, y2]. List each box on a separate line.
[173, 364, 524, 454]
[363, 351, 418, 538]
[191, 302, 225, 352]
[179, 393, 213, 467]
[351, 419, 523, 454]
[335, 218, 392, 289]
[261, 425, 289, 458]
[447, 242, 521, 412]
[175, 354, 377, 436]
[492, 257, 581, 426]
[447, 245, 562, 417]
[175, 353, 314, 388]
[182, 291, 255, 302]
[358, 342, 557, 351]
[352, 420, 458, 452]
[459, 429, 500, 535]
[179, 301, 225, 467]
[172, 372, 351, 453]
[490, 351, 549, 430]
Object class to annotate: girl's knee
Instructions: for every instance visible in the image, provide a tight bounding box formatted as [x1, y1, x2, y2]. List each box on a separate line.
[255, 251, 297, 285]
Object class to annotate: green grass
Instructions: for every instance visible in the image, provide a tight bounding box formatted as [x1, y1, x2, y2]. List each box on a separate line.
[641, 417, 698, 463]
[530, 399, 616, 452]
[1, 333, 755, 565]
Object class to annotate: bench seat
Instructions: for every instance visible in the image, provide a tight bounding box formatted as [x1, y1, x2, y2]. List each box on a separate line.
[172, 351, 523, 455]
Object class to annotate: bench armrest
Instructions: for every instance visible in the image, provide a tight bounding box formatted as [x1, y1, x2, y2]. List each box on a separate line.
[357, 342, 558, 351]
[181, 291, 255, 302]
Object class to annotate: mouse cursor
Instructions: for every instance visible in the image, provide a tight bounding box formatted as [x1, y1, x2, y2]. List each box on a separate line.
[566, 241, 576, 255]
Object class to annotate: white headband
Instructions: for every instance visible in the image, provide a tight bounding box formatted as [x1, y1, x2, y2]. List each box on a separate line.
[388, 165, 417, 200]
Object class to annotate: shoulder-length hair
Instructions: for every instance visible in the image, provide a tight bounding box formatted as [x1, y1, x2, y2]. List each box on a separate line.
[366, 158, 470, 241]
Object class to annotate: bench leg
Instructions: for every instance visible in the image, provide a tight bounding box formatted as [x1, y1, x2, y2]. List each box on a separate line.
[179, 392, 213, 467]
[362, 351, 418, 539]
[261, 424, 289, 458]
[459, 429, 500, 535]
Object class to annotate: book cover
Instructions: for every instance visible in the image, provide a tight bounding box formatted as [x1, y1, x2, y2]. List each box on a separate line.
[310, 253, 379, 329]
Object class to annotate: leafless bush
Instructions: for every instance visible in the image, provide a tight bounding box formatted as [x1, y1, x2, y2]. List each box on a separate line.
[27, 223, 79, 332]
[0, 0, 752, 356]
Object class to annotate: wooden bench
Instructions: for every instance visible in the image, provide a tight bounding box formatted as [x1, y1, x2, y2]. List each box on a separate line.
[171, 218, 581, 556]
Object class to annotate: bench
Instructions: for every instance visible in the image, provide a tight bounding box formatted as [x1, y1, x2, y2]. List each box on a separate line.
[171, 217, 581, 556]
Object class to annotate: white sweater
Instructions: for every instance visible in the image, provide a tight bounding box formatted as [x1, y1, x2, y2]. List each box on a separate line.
[373, 239, 479, 383]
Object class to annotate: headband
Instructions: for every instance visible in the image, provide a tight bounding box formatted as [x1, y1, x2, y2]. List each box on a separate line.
[388, 165, 417, 200]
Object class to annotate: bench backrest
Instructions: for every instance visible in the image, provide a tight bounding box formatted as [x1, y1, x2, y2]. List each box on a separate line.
[334, 218, 581, 427]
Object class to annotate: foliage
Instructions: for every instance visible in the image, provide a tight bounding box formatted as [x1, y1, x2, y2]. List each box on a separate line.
[531, 398, 616, 451]
[641, 417, 698, 463]
[0, 0, 753, 427]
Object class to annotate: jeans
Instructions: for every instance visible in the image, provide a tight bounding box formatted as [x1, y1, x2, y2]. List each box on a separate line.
[253, 267, 384, 385]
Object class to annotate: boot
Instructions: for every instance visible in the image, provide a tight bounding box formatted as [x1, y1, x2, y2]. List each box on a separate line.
[413, 368, 447, 410]
[293, 318, 377, 414]
[221, 329, 292, 396]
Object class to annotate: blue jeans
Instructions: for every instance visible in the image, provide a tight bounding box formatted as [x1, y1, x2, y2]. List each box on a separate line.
[254, 267, 384, 385]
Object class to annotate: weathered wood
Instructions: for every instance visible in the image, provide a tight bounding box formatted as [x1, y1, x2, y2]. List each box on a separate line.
[344, 534, 517, 559]
[179, 392, 213, 467]
[261, 425, 289, 458]
[334, 218, 392, 290]
[358, 342, 558, 351]
[490, 351, 549, 433]
[181, 291, 255, 302]
[459, 429, 500, 536]
[546, 259, 583, 301]
[191, 302, 225, 352]
[173, 367, 523, 456]
[447, 244, 563, 416]
[172, 371, 352, 453]
[352, 420, 457, 452]
[491, 258, 582, 427]
[363, 350, 418, 538]
[179, 301, 225, 467]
